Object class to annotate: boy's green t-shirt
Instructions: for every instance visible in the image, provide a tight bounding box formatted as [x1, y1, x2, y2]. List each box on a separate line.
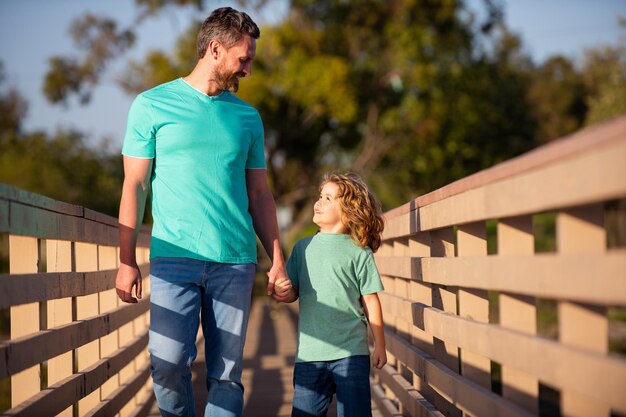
[286, 233, 384, 362]
[122, 78, 266, 263]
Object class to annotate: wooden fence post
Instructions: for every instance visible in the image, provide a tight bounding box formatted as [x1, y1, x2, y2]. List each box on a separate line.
[46, 239, 74, 417]
[9, 235, 41, 406]
[557, 203, 609, 417]
[498, 215, 538, 414]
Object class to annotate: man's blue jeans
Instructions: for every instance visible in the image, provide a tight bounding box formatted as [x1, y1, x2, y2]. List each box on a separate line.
[148, 257, 255, 417]
[292, 355, 372, 417]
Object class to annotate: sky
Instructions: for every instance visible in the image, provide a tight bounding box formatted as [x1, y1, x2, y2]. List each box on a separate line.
[0, 0, 624, 152]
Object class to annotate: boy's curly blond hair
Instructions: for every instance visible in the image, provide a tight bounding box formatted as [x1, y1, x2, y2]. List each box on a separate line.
[321, 172, 385, 252]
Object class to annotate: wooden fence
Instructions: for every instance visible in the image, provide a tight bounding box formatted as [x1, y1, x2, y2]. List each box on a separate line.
[370, 115, 626, 417]
[0, 186, 152, 416]
[1, 115, 625, 417]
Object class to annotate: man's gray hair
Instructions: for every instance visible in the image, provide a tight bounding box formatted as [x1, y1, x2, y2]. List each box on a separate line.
[197, 7, 260, 59]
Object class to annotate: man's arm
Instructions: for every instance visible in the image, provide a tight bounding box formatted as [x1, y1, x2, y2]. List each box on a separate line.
[361, 293, 387, 369]
[116, 156, 153, 303]
[246, 169, 287, 296]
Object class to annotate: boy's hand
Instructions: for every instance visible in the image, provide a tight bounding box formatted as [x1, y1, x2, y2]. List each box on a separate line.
[371, 346, 387, 369]
[272, 275, 294, 303]
[272, 278, 297, 303]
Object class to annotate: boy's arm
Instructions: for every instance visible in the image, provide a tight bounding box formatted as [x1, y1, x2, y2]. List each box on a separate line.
[361, 293, 387, 369]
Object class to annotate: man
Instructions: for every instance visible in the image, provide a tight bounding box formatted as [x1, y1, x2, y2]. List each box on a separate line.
[115, 7, 288, 417]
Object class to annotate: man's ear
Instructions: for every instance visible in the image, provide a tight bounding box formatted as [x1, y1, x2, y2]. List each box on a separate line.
[208, 39, 221, 60]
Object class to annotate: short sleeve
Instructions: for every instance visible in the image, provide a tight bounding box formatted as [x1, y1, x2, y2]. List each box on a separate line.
[357, 249, 384, 295]
[286, 243, 300, 289]
[245, 113, 266, 169]
[122, 94, 156, 158]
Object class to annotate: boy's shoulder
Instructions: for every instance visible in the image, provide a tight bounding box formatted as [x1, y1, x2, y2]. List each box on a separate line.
[294, 235, 315, 249]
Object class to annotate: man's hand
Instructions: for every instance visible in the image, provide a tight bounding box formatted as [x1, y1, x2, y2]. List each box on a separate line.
[266, 263, 288, 296]
[116, 262, 143, 303]
[371, 346, 387, 369]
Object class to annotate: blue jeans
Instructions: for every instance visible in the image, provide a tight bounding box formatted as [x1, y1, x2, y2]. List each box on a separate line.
[292, 355, 372, 417]
[148, 257, 255, 417]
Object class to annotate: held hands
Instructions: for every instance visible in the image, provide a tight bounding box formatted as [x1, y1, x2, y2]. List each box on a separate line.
[371, 346, 387, 369]
[273, 275, 293, 299]
[270, 273, 296, 303]
[116, 262, 143, 303]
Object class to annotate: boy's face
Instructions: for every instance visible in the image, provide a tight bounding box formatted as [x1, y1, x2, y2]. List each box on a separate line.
[313, 182, 345, 233]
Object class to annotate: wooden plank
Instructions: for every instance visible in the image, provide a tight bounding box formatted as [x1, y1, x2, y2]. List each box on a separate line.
[99, 245, 120, 402]
[375, 256, 414, 280]
[9, 235, 41, 407]
[8, 202, 121, 246]
[456, 222, 490, 390]
[407, 252, 626, 305]
[557, 204, 609, 416]
[371, 382, 403, 417]
[418, 138, 626, 230]
[46, 239, 74, 417]
[0, 264, 149, 309]
[497, 216, 538, 414]
[9, 202, 80, 242]
[414, 115, 626, 208]
[2, 331, 148, 417]
[376, 364, 445, 417]
[421, 227, 461, 417]
[125, 388, 155, 417]
[75, 242, 101, 416]
[399, 298, 626, 413]
[385, 330, 535, 417]
[0, 198, 8, 232]
[0, 184, 83, 216]
[0, 298, 149, 379]
[383, 210, 416, 240]
[84, 364, 151, 417]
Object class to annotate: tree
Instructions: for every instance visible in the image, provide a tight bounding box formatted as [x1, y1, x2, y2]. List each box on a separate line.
[582, 42, 626, 127]
[0, 67, 123, 217]
[41, 0, 546, 244]
[526, 55, 587, 143]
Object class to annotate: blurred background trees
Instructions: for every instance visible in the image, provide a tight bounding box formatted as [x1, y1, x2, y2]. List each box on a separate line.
[1, 0, 625, 244]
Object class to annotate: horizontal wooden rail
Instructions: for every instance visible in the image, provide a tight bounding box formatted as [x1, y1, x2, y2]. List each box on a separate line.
[0, 264, 149, 309]
[0, 297, 150, 379]
[375, 251, 626, 305]
[380, 291, 626, 412]
[3, 331, 149, 417]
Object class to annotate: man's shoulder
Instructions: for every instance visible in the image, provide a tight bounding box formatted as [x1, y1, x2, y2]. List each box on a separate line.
[222, 92, 259, 112]
[138, 79, 183, 100]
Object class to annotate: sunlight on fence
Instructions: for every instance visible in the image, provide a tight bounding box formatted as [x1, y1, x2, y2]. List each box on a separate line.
[370, 115, 626, 417]
[0, 187, 152, 416]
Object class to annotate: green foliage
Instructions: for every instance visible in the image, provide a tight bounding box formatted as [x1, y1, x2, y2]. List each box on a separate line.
[43, 14, 135, 105]
[582, 43, 626, 126]
[527, 56, 588, 143]
[1, 76, 123, 216]
[28, 0, 626, 244]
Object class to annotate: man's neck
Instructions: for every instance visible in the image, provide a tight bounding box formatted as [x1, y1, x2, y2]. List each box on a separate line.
[184, 63, 222, 96]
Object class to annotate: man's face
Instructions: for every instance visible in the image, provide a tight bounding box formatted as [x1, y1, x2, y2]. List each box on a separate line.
[214, 35, 256, 93]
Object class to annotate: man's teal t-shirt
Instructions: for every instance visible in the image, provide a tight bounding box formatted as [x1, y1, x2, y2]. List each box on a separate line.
[122, 78, 266, 263]
[286, 233, 384, 362]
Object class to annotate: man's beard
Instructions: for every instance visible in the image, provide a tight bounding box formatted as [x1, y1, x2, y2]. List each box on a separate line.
[214, 63, 244, 93]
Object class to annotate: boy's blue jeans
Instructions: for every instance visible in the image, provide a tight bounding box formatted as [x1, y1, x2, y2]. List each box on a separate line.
[148, 257, 255, 417]
[292, 355, 372, 417]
